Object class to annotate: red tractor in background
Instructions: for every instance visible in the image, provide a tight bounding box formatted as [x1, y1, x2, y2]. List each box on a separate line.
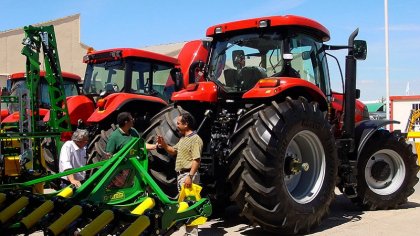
[76, 47, 207, 163]
[0, 71, 94, 175]
[143, 15, 419, 234]
[0, 71, 91, 131]
[40, 46, 207, 175]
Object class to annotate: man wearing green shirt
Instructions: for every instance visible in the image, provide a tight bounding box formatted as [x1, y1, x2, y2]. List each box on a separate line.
[106, 112, 156, 155]
[106, 112, 156, 187]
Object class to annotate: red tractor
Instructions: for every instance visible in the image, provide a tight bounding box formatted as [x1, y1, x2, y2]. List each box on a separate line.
[79, 47, 206, 162]
[1, 71, 88, 131]
[143, 15, 419, 233]
[0, 71, 94, 175]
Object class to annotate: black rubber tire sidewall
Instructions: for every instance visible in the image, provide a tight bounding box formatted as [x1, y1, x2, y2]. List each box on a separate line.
[143, 105, 184, 199]
[228, 97, 338, 234]
[354, 130, 419, 210]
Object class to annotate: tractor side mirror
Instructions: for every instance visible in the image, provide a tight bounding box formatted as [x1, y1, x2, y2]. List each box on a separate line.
[355, 89, 361, 99]
[353, 40, 367, 60]
[232, 50, 245, 69]
[170, 68, 183, 92]
[188, 60, 205, 84]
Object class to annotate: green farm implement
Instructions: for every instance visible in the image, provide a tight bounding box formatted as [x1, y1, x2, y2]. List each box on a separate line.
[0, 137, 211, 235]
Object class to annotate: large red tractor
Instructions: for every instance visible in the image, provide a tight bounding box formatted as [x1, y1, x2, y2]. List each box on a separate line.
[143, 15, 419, 234]
[40, 48, 182, 173]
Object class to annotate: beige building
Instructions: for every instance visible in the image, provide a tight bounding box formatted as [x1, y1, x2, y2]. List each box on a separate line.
[0, 14, 189, 90]
[0, 14, 91, 88]
[141, 41, 187, 58]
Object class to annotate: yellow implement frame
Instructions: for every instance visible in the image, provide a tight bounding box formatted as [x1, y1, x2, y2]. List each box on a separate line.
[407, 131, 420, 164]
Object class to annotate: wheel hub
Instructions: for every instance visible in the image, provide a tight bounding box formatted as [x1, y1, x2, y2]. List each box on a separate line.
[364, 149, 406, 195]
[284, 130, 326, 204]
[370, 160, 391, 182]
[285, 154, 309, 175]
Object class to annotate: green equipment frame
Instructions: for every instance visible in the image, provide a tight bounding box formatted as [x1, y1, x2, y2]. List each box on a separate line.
[0, 137, 212, 235]
[0, 25, 71, 181]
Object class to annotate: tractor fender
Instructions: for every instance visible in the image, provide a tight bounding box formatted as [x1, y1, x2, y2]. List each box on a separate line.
[355, 119, 399, 160]
[172, 82, 218, 103]
[66, 95, 95, 126]
[42, 96, 95, 126]
[87, 93, 167, 123]
[243, 77, 328, 110]
[4, 108, 49, 123]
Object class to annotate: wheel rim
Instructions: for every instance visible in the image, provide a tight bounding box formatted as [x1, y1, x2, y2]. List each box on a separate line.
[364, 149, 406, 195]
[284, 130, 326, 204]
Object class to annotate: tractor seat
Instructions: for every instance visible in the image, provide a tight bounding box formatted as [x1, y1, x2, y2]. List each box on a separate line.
[239, 66, 267, 91]
[223, 69, 239, 88]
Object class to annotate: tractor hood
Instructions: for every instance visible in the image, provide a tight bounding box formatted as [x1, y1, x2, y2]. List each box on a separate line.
[87, 93, 168, 123]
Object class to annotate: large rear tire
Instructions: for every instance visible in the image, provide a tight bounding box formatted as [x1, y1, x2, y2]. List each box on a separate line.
[353, 130, 419, 209]
[142, 105, 184, 199]
[86, 124, 117, 164]
[229, 97, 338, 234]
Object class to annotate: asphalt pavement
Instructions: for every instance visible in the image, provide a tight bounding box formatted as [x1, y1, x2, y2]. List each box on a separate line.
[29, 167, 420, 236]
[172, 172, 420, 236]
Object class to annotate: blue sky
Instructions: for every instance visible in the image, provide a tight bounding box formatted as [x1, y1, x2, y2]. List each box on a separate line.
[1, 0, 419, 101]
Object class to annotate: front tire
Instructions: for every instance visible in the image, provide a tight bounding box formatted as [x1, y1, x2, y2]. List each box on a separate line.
[353, 130, 419, 210]
[229, 97, 338, 234]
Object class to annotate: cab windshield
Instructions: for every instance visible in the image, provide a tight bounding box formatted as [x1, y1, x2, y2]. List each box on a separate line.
[208, 30, 330, 93]
[83, 59, 174, 101]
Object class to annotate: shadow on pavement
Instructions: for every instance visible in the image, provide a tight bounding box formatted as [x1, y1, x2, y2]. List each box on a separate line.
[309, 194, 364, 234]
[199, 193, 420, 236]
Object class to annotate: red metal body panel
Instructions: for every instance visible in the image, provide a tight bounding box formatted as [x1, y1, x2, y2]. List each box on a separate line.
[66, 95, 95, 125]
[242, 77, 326, 100]
[87, 93, 168, 123]
[177, 40, 209, 86]
[2, 108, 49, 123]
[43, 95, 95, 125]
[206, 15, 330, 41]
[331, 92, 366, 123]
[171, 82, 218, 103]
[390, 95, 420, 101]
[1, 109, 9, 120]
[9, 71, 81, 81]
[84, 48, 179, 65]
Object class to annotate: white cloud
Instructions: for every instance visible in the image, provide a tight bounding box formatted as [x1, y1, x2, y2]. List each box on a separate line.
[378, 24, 420, 31]
[359, 80, 376, 85]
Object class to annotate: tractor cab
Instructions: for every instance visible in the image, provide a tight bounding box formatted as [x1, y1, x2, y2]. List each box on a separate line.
[172, 16, 336, 113]
[82, 49, 182, 162]
[82, 48, 178, 103]
[206, 18, 332, 96]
